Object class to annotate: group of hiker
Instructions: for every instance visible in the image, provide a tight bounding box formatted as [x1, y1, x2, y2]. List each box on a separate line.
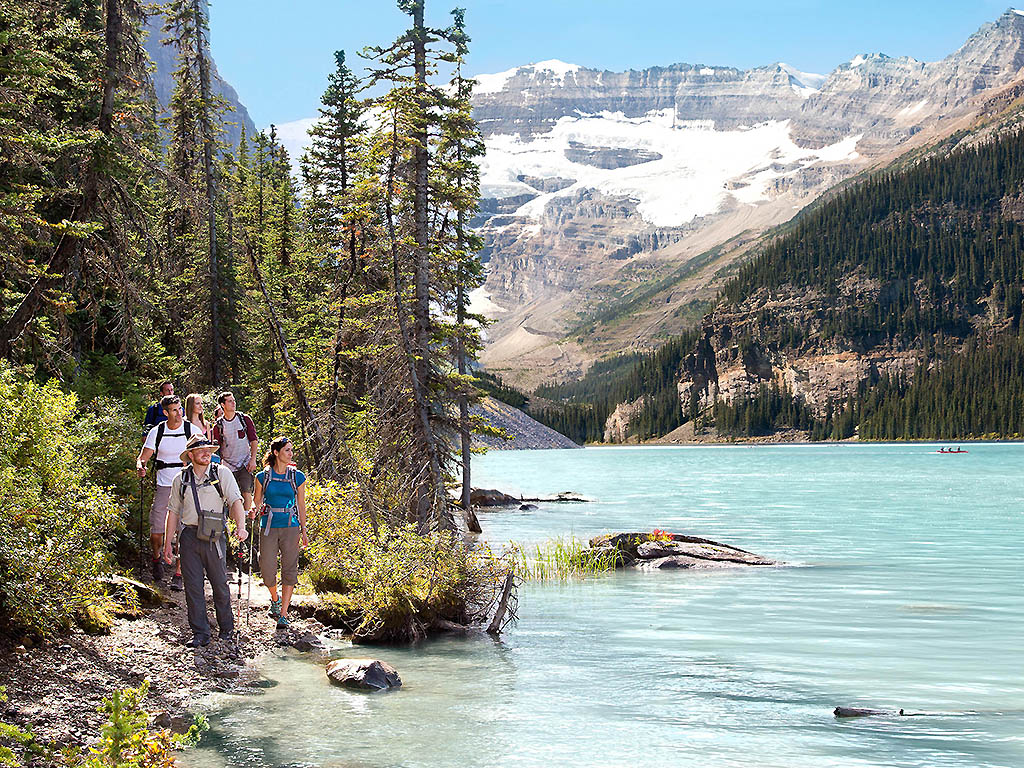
[136, 382, 307, 648]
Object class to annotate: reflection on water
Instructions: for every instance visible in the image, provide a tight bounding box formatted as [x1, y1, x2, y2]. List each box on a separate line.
[185, 444, 1024, 768]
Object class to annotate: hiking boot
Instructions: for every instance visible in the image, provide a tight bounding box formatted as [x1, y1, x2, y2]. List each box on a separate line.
[151, 558, 164, 582]
[276, 615, 290, 630]
[169, 573, 183, 591]
[185, 635, 210, 648]
[269, 599, 281, 618]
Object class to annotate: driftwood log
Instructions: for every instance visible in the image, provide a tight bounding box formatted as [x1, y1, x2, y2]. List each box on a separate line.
[486, 571, 516, 635]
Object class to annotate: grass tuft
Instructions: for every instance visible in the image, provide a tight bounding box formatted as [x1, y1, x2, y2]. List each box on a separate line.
[513, 537, 618, 581]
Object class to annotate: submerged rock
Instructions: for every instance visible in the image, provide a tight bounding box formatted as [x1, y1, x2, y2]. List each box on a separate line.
[326, 659, 402, 691]
[833, 707, 893, 718]
[152, 712, 198, 734]
[292, 631, 324, 653]
[519, 503, 538, 511]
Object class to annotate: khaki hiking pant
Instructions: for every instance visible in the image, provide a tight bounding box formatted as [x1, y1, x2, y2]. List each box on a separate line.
[259, 526, 300, 588]
[179, 526, 233, 641]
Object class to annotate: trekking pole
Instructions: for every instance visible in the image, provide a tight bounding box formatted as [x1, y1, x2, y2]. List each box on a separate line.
[138, 476, 145, 576]
[245, 522, 255, 631]
[235, 540, 244, 638]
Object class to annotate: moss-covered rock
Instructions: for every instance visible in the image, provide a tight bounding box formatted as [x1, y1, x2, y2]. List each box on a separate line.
[76, 600, 114, 635]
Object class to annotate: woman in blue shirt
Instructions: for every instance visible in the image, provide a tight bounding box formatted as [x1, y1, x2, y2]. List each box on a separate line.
[251, 436, 308, 628]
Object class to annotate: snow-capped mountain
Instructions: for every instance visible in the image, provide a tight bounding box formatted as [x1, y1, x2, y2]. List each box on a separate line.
[474, 9, 1024, 387]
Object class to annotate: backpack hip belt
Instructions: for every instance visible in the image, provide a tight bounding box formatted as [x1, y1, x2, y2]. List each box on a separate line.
[261, 505, 298, 536]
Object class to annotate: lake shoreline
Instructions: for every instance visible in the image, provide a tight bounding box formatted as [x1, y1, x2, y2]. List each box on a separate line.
[0, 570, 311, 751]
[582, 437, 1024, 447]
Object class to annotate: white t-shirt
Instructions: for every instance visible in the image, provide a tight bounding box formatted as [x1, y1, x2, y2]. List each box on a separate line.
[143, 421, 194, 487]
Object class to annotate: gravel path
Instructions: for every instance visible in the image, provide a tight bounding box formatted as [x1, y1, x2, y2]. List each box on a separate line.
[0, 570, 324, 748]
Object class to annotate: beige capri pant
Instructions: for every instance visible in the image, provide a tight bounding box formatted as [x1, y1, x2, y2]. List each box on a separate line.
[259, 526, 301, 587]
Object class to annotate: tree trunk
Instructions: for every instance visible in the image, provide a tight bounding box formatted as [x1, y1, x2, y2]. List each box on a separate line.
[382, 101, 448, 532]
[194, 0, 219, 385]
[242, 229, 329, 474]
[411, 1, 431, 393]
[456, 210, 480, 533]
[486, 571, 516, 635]
[329, 124, 355, 453]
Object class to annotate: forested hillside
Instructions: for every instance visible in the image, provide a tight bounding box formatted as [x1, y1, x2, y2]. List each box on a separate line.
[536, 123, 1024, 442]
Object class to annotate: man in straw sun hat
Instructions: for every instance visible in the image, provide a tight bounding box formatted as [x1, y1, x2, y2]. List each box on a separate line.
[164, 435, 248, 648]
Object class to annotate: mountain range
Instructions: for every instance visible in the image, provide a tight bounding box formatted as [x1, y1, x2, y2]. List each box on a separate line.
[471, 9, 1024, 390]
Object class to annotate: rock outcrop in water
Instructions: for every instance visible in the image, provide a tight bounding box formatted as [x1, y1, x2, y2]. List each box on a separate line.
[469, 489, 589, 508]
[589, 532, 777, 569]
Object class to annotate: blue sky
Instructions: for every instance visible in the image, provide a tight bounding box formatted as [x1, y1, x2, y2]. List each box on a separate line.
[208, 0, 1015, 129]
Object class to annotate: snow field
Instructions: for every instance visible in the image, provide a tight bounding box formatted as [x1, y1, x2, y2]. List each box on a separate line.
[479, 109, 861, 228]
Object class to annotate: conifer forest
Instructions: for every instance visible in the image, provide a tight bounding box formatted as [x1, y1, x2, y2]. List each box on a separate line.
[1, 0, 487, 526]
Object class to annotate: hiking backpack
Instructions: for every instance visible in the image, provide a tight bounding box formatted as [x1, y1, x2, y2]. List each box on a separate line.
[152, 420, 193, 471]
[215, 411, 251, 441]
[177, 463, 225, 502]
[259, 466, 299, 535]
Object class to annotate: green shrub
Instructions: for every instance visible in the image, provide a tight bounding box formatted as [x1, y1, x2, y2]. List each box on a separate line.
[0, 363, 122, 639]
[307, 565, 358, 595]
[304, 480, 508, 643]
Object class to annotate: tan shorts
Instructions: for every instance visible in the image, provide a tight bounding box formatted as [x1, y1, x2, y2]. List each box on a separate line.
[259, 526, 300, 587]
[150, 485, 172, 537]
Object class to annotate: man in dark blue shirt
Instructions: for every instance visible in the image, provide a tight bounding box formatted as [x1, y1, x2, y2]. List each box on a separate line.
[144, 382, 174, 429]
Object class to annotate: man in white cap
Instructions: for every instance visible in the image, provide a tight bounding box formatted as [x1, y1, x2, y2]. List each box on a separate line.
[164, 435, 248, 648]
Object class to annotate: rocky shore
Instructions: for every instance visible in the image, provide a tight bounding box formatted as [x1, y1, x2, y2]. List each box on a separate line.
[0, 570, 326, 750]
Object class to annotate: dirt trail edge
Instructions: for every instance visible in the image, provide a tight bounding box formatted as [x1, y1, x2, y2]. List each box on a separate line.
[0, 571, 326, 747]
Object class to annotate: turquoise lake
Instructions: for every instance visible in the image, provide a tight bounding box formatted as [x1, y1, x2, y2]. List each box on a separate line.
[185, 444, 1024, 767]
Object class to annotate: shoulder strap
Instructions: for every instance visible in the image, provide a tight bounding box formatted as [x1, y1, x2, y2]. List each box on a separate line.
[210, 464, 225, 498]
[286, 466, 297, 495]
[154, 421, 166, 454]
[184, 421, 193, 438]
[179, 465, 225, 500]
[179, 466, 192, 499]
[187, 466, 204, 515]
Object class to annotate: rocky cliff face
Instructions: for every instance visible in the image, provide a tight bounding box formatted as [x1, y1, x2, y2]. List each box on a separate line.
[473, 10, 1024, 388]
[143, 7, 255, 149]
[674, 282, 924, 426]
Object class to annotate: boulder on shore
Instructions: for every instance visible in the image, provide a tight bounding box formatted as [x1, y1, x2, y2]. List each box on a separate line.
[326, 659, 402, 691]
